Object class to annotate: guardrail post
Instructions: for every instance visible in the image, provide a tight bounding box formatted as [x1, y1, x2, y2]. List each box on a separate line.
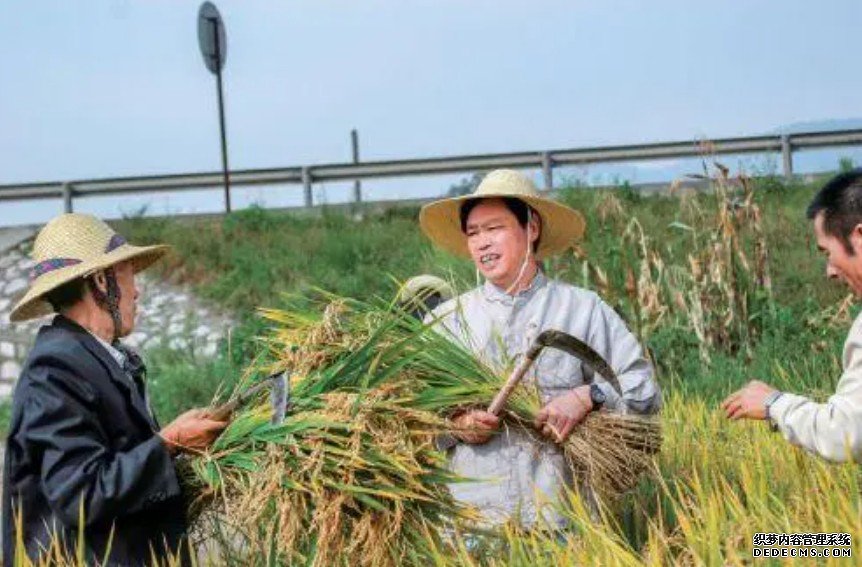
[541, 152, 553, 190]
[781, 134, 793, 181]
[62, 183, 73, 213]
[302, 167, 313, 208]
[351, 129, 362, 204]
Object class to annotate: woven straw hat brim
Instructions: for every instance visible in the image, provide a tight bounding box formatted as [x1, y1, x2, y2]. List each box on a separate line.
[419, 193, 586, 260]
[9, 243, 169, 323]
[397, 275, 455, 304]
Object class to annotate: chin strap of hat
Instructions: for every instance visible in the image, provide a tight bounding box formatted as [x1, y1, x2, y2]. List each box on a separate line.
[90, 267, 123, 342]
[504, 207, 536, 296]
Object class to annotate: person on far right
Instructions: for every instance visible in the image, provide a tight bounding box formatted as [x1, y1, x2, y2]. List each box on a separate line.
[722, 169, 862, 462]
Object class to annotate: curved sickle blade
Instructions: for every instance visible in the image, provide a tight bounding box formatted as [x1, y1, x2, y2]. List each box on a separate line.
[210, 370, 290, 423]
[270, 370, 289, 425]
[535, 329, 622, 396]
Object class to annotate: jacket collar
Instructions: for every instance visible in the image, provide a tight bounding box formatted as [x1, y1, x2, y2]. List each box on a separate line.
[52, 315, 158, 430]
[481, 269, 548, 305]
[88, 330, 127, 369]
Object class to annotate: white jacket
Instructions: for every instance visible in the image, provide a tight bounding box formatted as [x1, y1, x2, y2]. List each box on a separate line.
[430, 272, 660, 525]
[771, 310, 862, 462]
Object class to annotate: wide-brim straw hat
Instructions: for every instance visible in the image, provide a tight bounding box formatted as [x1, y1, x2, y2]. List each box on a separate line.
[396, 274, 455, 305]
[10, 213, 169, 322]
[419, 169, 586, 259]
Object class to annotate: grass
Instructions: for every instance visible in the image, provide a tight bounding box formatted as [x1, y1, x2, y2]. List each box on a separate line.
[119, 206, 474, 313]
[117, 169, 852, 410]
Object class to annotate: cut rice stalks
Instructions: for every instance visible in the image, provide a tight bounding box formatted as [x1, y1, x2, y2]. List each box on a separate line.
[182, 292, 661, 565]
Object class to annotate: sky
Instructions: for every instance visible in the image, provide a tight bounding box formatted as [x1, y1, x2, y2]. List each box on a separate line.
[1, 0, 862, 226]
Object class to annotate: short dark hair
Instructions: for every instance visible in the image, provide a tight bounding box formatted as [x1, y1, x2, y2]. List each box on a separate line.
[459, 197, 541, 251]
[807, 168, 862, 253]
[459, 197, 529, 232]
[44, 277, 88, 313]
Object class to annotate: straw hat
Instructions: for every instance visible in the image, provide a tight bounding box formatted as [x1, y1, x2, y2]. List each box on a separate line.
[396, 275, 455, 306]
[419, 169, 586, 259]
[10, 213, 169, 322]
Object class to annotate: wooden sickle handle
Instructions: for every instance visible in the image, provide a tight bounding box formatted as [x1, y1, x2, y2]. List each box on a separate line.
[487, 344, 543, 416]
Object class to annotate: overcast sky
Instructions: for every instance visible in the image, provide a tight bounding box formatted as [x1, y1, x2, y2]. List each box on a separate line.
[2, 0, 861, 225]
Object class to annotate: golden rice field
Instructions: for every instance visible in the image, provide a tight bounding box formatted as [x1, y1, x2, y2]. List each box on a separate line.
[14, 392, 858, 566]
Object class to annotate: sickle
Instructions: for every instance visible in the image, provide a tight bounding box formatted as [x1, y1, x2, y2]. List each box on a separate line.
[487, 329, 621, 415]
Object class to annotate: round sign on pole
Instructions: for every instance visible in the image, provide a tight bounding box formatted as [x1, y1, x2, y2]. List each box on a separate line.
[198, 2, 226, 74]
[197, 1, 232, 213]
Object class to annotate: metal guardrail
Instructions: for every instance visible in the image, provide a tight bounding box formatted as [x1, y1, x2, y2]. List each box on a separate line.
[2, 129, 861, 211]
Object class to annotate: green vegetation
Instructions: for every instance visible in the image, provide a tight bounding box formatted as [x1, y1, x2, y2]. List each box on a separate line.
[120, 206, 473, 314]
[118, 170, 851, 417]
[10, 168, 854, 564]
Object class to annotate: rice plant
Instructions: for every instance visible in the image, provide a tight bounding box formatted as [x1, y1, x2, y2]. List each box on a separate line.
[172, 292, 659, 565]
[16, 387, 859, 565]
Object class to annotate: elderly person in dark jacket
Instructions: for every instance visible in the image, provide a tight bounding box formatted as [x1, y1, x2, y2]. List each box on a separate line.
[2, 213, 227, 566]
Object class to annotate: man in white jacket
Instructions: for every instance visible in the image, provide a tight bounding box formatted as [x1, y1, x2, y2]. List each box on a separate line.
[420, 169, 660, 526]
[722, 169, 862, 462]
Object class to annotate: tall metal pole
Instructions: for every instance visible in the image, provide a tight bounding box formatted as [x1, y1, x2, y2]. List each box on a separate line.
[351, 129, 362, 204]
[211, 17, 231, 213]
[781, 134, 793, 182]
[62, 182, 73, 213]
[541, 152, 553, 191]
[302, 166, 313, 207]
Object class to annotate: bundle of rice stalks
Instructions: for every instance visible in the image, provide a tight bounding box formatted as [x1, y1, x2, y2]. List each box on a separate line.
[192, 392, 463, 565]
[178, 302, 474, 565]
[563, 413, 661, 495]
[183, 292, 660, 564]
[407, 315, 662, 499]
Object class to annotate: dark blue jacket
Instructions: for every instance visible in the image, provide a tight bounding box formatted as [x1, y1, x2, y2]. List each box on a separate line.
[2, 316, 188, 566]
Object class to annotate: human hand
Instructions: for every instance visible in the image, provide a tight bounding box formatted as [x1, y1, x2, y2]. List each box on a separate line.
[721, 380, 777, 421]
[451, 410, 500, 445]
[534, 385, 592, 443]
[161, 408, 229, 455]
